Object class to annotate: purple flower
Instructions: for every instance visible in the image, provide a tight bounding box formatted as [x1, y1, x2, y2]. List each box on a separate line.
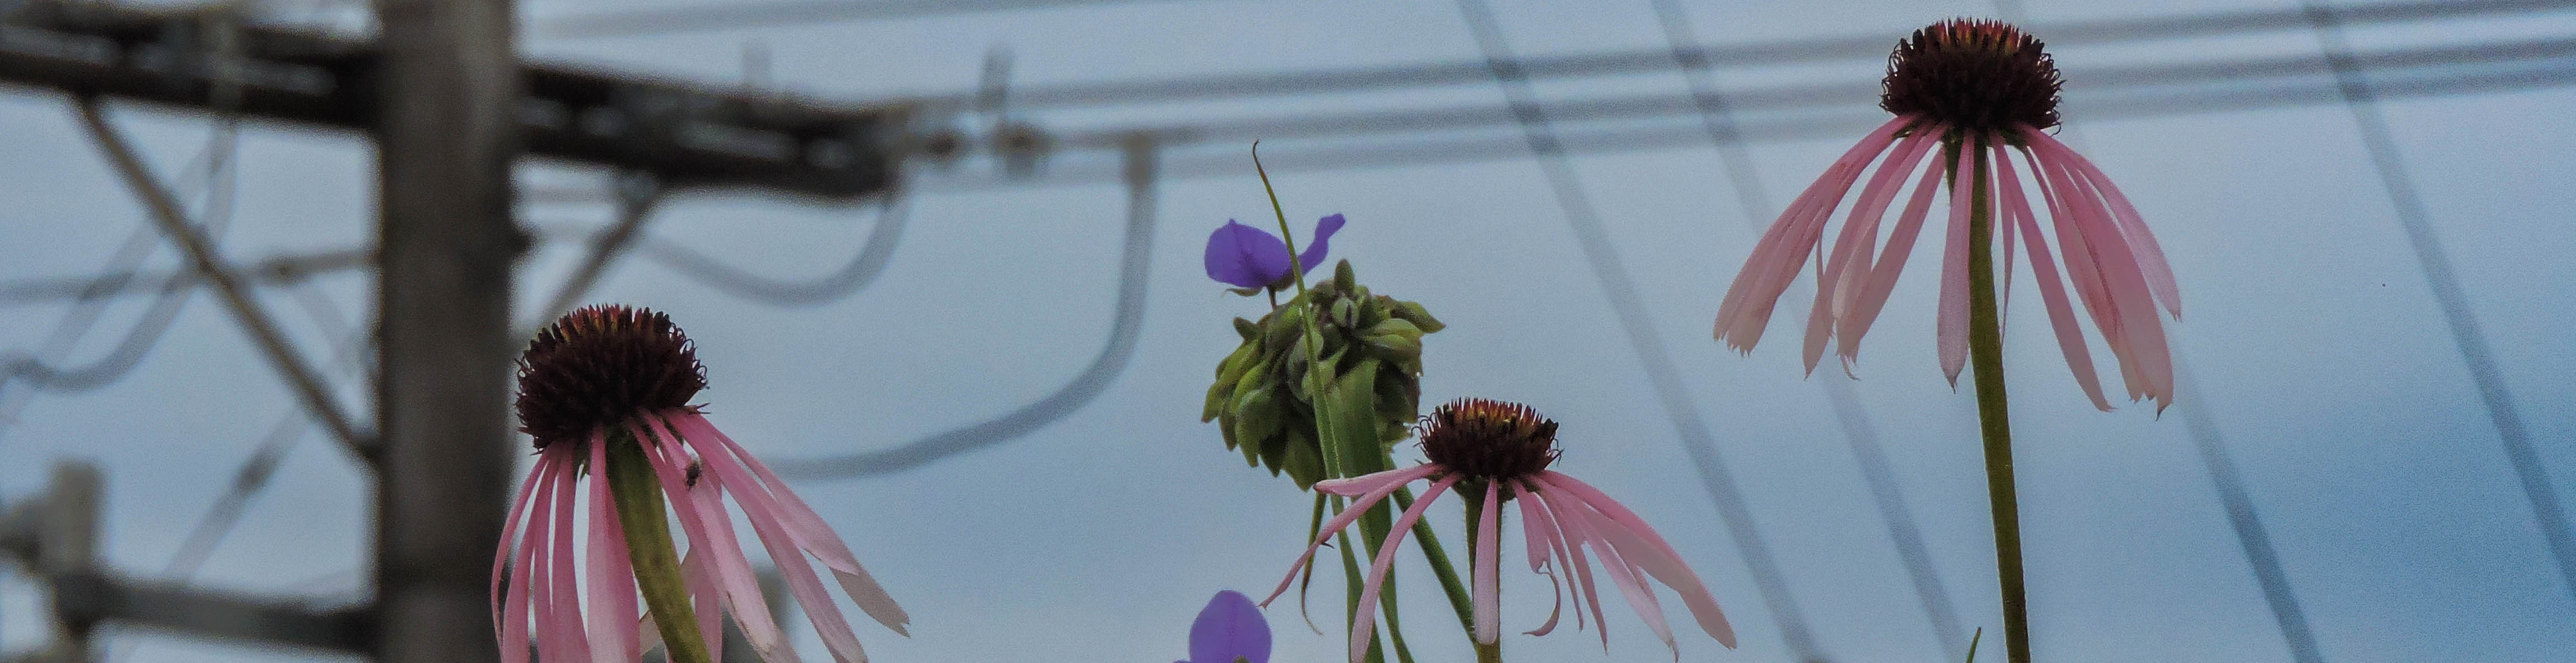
[1203, 214, 1346, 290]
[1178, 590, 1270, 663]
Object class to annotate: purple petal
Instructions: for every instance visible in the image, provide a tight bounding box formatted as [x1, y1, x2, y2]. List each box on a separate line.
[1189, 590, 1271, 663]
[1294, 213, 1346, 278]
[1204, 220, 1293, 288]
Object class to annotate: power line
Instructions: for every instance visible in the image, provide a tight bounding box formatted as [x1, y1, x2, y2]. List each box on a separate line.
[1028, 32, 2576, 152]
[906, 0, 2576, 111]
[2173, 357, 2326, 663]
[1647, 0, 1964, 658]
[1452, 0, 1827, 659]
[539, 0, 1219, 38]
[774, 136, 1155, 479]
[2300, 0, 2576, 606]
[922, 51, 2576, 189]
[639, 194, 912, 306]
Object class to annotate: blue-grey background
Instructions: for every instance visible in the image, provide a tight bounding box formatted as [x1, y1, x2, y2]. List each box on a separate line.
[1, 0, 2572, 661]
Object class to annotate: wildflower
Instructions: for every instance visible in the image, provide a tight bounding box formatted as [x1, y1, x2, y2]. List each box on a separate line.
[1177, 590, 1271, 663]
[1712, 19, 2180, 410]
[496, 305, 907, 663]
[1261, 398, 1735, 660]
[1204, 213, 1346, 291]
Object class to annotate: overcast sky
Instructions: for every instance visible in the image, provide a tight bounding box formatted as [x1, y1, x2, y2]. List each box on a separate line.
[1, 0, 2573, 662]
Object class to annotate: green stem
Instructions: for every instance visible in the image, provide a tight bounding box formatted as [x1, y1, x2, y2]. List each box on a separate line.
[1962, 141, 2031, 663]
[604, 430, 710, 663]
[1391, 487, 1477, 642]
[1253, 144, 1475, 658]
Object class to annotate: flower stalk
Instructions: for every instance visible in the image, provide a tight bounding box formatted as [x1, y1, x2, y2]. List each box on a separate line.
[1253, 145, 1479, 658]
[1960, 139, 2031, 663]
[604, 426, 710, 663]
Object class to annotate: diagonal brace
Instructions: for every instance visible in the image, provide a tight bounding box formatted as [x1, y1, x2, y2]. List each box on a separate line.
[72, 96, 377, 461]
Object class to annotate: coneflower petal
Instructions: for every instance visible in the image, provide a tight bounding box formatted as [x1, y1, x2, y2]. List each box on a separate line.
[1837, 142, 1951, 369]
[2027, 129, 2180, 318]
[494, 447, 549, 642]
[635, 419, 796, 663]
[1537, 487, 1674, 657]
[586, 440, 641, 663]
[1536, 473, 1734, 646]
[686, 434, 873, 663]
[1717, 116, 1911, 349]
[1529, 483, 1609, 648]
[1807, 129, 1946, 373]
[502, 450, 559, 663]
[1262, 464, 1443, 607]
[1936, 133, 1986, 385]
[1472, 482, 1503, 644]
[1348, 475, 1457, 663]
[678, 548, 723, 662]
[1994, 145, 2114, 411]
[1315, 463, 1441, 498]
[1510, 482, 1565, 636]
[547, 453, 594, 663]
[2032, 143, 2175, 407]
[1525, 479, 1591, 633]
[677, 414, 911, 635]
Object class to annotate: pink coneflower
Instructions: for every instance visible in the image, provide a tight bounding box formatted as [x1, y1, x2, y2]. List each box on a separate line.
[1712, 18, 2181, 411]
[1260, 398, 1735, 661]
[495, 305, 908, 663]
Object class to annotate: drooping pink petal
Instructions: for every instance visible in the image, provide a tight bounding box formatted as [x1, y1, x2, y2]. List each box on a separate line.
[1347, 475, 1458, 663]
[547, 449, 594, 663]
[634, 419, 795, 663]
[1805, 129, 1945, 373]
[674, 412, 910, 635]
[1313, 463, 1441, 499]
[2031, 149, 2152, 402]
[2025, 128, 2180, 318]
[1261, 464, 1442, 607]
[503, 450, 560, 663]
[1833, 139, 1951, 370]
[1717, 116, 1912, 350]
[682, 430, 875, 663]
[1996, 144, 2113, 411]
[587, 440, 642, 663]
[1511, 482, 1566, 636]
[1935, 134, 1982, 385]
[1537, 474, 1736, 648]
[1536, 486, 1674, 657]
[679, 548, 723, 662]
[1527, 480, 1610, 649]
[1473, 481, 1503, 644]
[2029, 143, 2176, 408]
[495, 447, 551, 640]
[1996, 149, 2018, 332]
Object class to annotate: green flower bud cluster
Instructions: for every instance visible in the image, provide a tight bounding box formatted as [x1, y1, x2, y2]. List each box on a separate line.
[1203, 260, 1444, 489]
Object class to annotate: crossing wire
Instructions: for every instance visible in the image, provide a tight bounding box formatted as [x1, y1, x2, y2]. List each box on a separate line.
[1647, 0, 1967, 658]
[1452, 0, 1829, 660]
[2300, 0, 2576, 605]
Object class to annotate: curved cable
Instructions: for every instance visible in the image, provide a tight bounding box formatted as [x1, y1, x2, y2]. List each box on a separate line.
[0, 119, 238, 399]
[1453, 2, 1829, 660]
[776, 139, 1154, 480]
[637, 195, 912, 307]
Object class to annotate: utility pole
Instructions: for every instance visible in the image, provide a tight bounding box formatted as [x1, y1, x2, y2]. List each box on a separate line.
[372, 2, 519, 663]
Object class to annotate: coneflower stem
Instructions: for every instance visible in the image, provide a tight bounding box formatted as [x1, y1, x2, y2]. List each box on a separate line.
[1963, 142, 2031, 663]
[604, 430, 711, 663]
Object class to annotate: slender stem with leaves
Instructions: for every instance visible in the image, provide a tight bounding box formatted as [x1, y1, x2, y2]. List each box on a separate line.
[1253, 143, 1479, 658]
